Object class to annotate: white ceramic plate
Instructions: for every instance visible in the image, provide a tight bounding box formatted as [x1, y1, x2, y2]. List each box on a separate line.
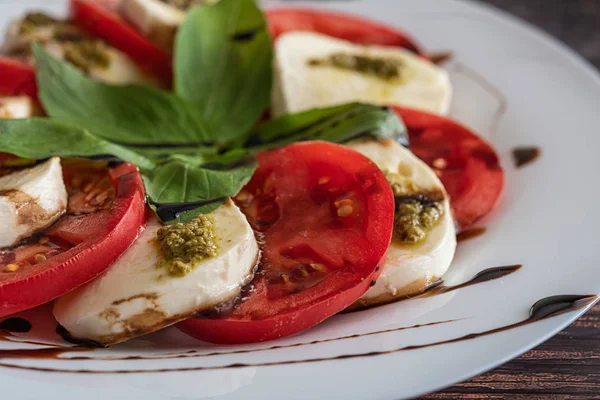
[2, 0, 600, 399]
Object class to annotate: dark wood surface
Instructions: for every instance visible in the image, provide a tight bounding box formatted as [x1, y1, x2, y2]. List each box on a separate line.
[422, 1, 600, 398]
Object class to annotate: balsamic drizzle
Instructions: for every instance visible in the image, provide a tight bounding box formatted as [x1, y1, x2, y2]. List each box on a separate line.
[0, 317, 32, 333]
[456, 227, 487, 242]
[420, 265, 522, 298]
[0, 294, 594, 374]
[512, 147, 541, 168]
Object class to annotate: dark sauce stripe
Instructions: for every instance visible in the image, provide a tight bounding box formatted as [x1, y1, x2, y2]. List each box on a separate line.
[0, 318, 32, 333]
[456, 227, 487, 242]
[0, 294, 595, 374]
[512, 147, 541, 168]
[420, 265, 522, 298]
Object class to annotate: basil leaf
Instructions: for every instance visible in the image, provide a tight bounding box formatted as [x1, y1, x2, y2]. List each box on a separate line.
[33, 44, 214, 146]
[175, 0, 272, 144]
[0, 118, 154, 170]
[128, 144, 218, 165]
[143, 159, 256, 223]
[240, 103, 408, 151]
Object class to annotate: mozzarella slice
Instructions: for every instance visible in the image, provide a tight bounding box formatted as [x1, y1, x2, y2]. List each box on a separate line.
[53, 200, 259, 345]
[2, 19, 55, 56]
[0, 157, 68, 248]
[272, 31, 452, 117]
[346, 138, 456, 309]
[0, 96, 34, 119]
[120, 0, 187, 53]
[43, 41, 154, 86]
[2, 15, 154, 86]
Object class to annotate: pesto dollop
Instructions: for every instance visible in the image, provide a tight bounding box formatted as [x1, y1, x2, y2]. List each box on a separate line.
[386, 172, 445, 244]
[309, 52, 406, 81]
[53, 24, 85, 42]
[158, 0, 214, 11]
[394, 195, 444, 244]
[156, 215, 218, 277]
[19, 12, 57, 34]
[64, 40, 111, 71]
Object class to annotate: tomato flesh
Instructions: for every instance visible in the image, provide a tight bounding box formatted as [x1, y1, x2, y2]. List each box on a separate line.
[70, 0, 172, 86]
[394, 107, 504, 230]
[0, 160, 146, 317]
[179, 141, 394, 344]
[266, 8, 424, 55]
[0, 57, 37, 100]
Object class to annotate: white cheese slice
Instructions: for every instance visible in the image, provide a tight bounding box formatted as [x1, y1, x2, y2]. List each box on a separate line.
[0, 157, 68, 248]
[2, 16, 153, 86]
[347, 138, 456, 309]
[272, 31, 452, 117]
[53, 200, 259, 345]
[120, 0, 187, 53]
[2, 20, 55, 56]
[0, 96, 34, 119]
[43, 41, 153, 86]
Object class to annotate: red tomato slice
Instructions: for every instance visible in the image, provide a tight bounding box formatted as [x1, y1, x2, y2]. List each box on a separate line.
[0, 57, 37, 100]
[0, 161, 146, 317]
[266, 8, 424, 55]
[179, 141, 394, 344]
[70, 0, 172, 86]
[394, 107, 504, 230]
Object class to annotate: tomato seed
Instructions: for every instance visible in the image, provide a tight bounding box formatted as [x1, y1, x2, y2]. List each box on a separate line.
[298, 265, 309, 277]
[83, 182, 94, 193]
[4, 264, 19, 272]
[85, 188, 101, 202]
[38, 236, 49, 245]
[235, 190, 252, 203]
[281, 273, 292, 286]
[34, 254, 47, 263]
[433, 158, 447, 169]
[95, 192, 109, 205]
[310, 263, 326, 272]
[318, 177, 330, 185]
[337, 205, 353, 217]
[334, 198, 353, 208]
[263, 176, 274, 193]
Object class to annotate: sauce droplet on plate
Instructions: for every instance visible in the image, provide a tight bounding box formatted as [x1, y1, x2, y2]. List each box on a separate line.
[512, 146, 541, 168]
[0, 317, 32, 333]
[457, 227, 487, 242]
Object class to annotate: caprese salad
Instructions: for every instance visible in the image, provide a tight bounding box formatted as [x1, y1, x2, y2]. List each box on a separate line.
[0, 0, 504, 345]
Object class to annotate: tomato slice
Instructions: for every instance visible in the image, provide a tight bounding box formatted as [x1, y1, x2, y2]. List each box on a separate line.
[70, 0, 172, 86]
[266, 8, 424, 55]
[0, 161, 146, 317]
[179, 141, 394, 344]
[0, 57, 37, 100]
[394, 107, 504, 230]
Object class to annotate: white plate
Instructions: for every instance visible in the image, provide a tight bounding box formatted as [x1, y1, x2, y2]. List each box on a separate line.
[2, 0, 600, 399]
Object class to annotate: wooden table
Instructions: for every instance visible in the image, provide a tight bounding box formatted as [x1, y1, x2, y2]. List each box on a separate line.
[423, 1, 600, 398]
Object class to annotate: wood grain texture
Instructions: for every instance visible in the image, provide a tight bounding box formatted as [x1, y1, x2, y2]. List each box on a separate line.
[422, 1, 600, 398]
[421, 305, 600, 398]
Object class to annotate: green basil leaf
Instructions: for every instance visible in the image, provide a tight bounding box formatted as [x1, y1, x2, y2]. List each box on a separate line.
[239, 103, 408, 151]
[0, 118, 154, 170]
[128, 144, 218, 165]
[175, 0, 272, 144]
[143, 159, 256, 224]
[33, 44, 214, 146]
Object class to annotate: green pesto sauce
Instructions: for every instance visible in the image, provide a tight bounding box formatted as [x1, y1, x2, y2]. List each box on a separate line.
[156, 215, 218, 277]
[394, 195, 443, 244]
[385, 172, 445, 244]
[19, 12, 57, 34]
[52, 24, 85, 42]
[158, 0, 213, 11]
[309, 52, 406, 81]
[64, 40, 110, 71]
